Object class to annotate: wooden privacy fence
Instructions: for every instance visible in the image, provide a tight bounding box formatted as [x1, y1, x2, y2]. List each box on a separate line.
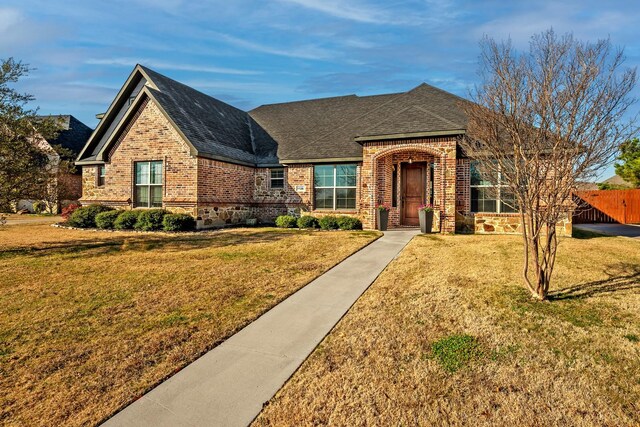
[573, 189, 640, 224]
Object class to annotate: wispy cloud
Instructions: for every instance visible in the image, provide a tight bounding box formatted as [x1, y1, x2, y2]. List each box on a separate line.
[84, 57, 261, 75]
[215, 33, 335, 60]
[277, 0, 398, 24]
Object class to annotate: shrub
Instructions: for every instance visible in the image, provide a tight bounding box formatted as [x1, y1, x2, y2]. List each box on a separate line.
[32, 201, 46, 214]
[431, 334, 482, 373]
[297, 216, 319, 229]
[95, 210, 121, 229]
[319, 215, 339, 230]
[114, 210, 142, 230]
[275, 215, 297, 228]
[135, 209, 169, 231]
[67, 204, 114, 228]
[61, 203, 81, 220]
[337, 216, 362, 230]
[163, 213, 196, 231]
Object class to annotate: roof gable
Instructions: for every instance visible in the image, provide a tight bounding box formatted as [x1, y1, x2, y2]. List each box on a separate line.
[77, 65, 278, 166]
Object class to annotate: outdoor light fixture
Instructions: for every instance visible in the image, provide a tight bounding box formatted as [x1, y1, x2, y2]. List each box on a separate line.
[408, 156, 413, 164]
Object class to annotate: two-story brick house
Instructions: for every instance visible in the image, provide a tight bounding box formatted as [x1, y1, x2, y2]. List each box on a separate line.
[76, 65, 571, 234]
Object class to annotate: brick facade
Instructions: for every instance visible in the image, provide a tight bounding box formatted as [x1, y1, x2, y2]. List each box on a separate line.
[80, 98, 570, 234]
[360, 137, 458, 232]
[81, 99, 312, 228]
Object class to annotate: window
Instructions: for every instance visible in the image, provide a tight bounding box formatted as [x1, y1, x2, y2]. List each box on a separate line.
[134, 161, 163, 208]
[470, 161, 517, 213]
[97, 165, 106, 187]
[270, 168, 284, 189]
[314, 164, 357, 210]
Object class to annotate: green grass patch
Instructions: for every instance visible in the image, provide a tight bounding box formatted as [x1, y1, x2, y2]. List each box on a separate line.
[624, 333, 639, 343]
[572, 228, 611, 239]
[430, 334, 482, 373]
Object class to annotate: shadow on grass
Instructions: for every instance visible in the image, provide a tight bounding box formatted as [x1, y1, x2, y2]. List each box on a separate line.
[0, 229, 315, 261]
[550, 263, 640, 301]
[571, 228, 614, 239]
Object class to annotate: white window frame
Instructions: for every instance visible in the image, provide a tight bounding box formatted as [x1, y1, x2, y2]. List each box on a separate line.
[314, 164, 357, 210]
[134, 161, 163, 208]
[269, 168, 285, 189]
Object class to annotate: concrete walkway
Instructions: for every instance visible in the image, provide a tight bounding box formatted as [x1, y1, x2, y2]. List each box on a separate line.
[574, 223, 640, 239]
[104, 229, 419, 427]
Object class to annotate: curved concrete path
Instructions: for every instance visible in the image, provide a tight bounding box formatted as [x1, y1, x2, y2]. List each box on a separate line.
[573, 223, 640, 239]
[103, 229, 419, 427]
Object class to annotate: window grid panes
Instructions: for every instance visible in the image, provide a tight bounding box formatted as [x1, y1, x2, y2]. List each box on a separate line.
[134, 161, 163, 208]
[270, 168, 284, 189]
[470, 161, 517, 213]
[314, 164, 357, 210]
[97, 165, 106, 187]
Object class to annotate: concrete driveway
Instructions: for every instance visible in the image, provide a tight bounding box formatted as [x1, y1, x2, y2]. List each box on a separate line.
[2, 216, 60, 225]
[573, 223, 640, 239]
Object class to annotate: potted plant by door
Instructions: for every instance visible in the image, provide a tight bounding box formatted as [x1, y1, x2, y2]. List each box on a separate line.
[377, 204, 390, 231]
[418, 204, 434, 233]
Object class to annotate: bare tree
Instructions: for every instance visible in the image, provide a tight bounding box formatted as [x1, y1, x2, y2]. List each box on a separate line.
[460, 29, 637, 300]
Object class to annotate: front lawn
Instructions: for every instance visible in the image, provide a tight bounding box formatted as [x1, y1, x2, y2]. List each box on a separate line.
[255, 233, 640, 426]
[0, 223, 379, 426]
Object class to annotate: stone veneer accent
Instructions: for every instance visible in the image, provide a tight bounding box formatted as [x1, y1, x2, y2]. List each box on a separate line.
[474, 213, 572, 236]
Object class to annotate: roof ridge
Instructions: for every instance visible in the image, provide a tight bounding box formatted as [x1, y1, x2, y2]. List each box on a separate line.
[140, 65, 248, 115]
[253, 94, 357, 109]
[246, 115, 257, 157]
[410, 81, 469, 103]
[281, 88, 414, 159]
[413, 104, 462, 129]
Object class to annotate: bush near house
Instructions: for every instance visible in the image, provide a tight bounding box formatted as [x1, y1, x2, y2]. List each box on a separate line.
[275, 215, 298, 228]
[113, 210, 142, 230]
[135, 209, 169, 231]
[32, 201, 46, 214]
[337, 216, 362, 230]
[61, 203, 80, 220]
[319, 215, 339, 230]
[95, 210, 121, 229]
[297, 216, 319, 229]
[162, 213, 196, 231]
[67, 205, 114, 228]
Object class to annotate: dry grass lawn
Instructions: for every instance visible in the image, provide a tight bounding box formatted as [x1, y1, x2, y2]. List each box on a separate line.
[0, 222, 379, 426]
[255, 232, 640, 426]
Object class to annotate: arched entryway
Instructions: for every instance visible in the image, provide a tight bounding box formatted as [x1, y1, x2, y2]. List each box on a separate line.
[359, 138, 458, 232]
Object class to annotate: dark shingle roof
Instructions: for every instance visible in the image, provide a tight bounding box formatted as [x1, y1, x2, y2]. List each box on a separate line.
[249, 83, 467, 161]
[78, 65, 469, 165]
[37, 115, 93, 156]
[140, 67, 279, 165]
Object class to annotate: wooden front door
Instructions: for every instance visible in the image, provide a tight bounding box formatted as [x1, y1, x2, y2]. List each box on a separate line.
[402, 163, 426, 226]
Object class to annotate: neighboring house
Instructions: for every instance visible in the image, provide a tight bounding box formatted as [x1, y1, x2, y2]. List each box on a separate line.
[76, 65, 571, 234]
[17, 115, 93, 212]
[599, 174, 634, 189]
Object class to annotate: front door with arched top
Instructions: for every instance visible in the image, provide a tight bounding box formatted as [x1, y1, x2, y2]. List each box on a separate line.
[401, 162, 426, 226]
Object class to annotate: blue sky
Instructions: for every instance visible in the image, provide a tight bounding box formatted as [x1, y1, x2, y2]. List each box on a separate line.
[3, 0, 639, 177]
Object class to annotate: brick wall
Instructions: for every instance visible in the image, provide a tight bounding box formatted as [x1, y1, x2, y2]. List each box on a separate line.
[80, 99, 472, 231]
[81, 98, 198, 213]
[361, 137, 458, 232]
